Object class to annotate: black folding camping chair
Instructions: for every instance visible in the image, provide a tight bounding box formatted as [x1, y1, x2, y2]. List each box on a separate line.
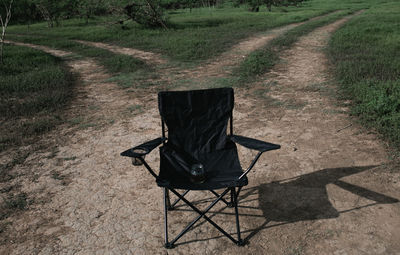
[121, 87, 280, 248]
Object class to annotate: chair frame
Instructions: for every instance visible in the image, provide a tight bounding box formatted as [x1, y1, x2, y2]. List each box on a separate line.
[122, 104, 279, 249]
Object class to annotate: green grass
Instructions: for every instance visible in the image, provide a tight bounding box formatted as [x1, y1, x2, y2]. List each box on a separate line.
[7, 0, 374, 63]
[5, 36, 156, 88]
[0, 47, 74, 217]
[167, 76, 242, 90]
[236, 9, 355, 82]
[0, 45, 75, 151]
[328, 2, 400, 147]
[0, 45, 73, 118]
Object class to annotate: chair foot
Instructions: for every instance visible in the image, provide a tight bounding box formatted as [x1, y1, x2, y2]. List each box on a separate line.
[165, 243, 175, 249]
[167, 206, 175, 211]
[236, 239, 247, 246]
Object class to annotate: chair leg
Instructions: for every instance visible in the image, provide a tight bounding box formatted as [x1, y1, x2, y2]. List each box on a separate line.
[164, 188, 174, 249]
[165, 188, 172, 210]
[168, 187, 239, 245]
[229, 188, 235, 208]
[232, 187, 245, 246]
[162, 187, 245, 248]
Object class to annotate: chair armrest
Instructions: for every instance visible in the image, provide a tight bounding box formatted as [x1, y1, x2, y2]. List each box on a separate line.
[229, 135, 280, 152]
[121, 137, 166, 158]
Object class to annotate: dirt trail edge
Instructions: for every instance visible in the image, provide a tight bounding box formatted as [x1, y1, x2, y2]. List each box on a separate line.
[74, 11, 339, 80]
[1, 11, 399, 255]
[4, 40, 132, 117]
[74, 40, 167, 65]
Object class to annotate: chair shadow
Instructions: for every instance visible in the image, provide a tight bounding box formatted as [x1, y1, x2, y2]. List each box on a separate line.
[175, 165, 399, 246]
[245, 165, 399, 242]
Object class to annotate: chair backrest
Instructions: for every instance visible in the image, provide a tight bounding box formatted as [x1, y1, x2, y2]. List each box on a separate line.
[158, 88, 234, 156]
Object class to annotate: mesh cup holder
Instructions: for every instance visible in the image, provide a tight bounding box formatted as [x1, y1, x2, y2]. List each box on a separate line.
[131, 148, 148, 166]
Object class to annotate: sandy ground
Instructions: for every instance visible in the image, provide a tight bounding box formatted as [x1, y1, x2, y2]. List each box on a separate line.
[1, 12, 399, 255]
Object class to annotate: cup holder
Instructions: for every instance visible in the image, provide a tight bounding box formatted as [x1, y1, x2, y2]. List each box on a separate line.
[131, 148, 148, 166]
[190, 164, 206, 183]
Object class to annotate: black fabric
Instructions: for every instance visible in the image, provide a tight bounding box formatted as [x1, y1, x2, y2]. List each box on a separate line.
[157, 88, 246, 190]
[157, 142, 247, 190]
[121, 137, 166, 158]
[158, 88, 234, 156]
[229, 135, 281, 152]
[158, 143, 200, 179]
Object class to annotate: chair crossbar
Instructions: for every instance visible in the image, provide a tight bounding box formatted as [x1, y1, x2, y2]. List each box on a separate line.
[170, 189, 190, 209]
[168, 190, 231, 210]
[210, 190, 232, 206]
[165, 187, 242, 247]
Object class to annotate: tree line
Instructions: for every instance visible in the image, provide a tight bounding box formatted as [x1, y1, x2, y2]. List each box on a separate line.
[5, 0, 307, 27]
[1, 0, 306, 63]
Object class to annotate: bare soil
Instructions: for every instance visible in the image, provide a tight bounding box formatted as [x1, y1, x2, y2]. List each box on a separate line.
[1, 13, 399, 255]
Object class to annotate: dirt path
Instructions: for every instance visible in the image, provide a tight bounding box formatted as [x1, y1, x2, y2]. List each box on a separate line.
[230, 12, 400, 254]
[188, 12, 335, 79]
[74, 11, 338, 81]
[1, 41, 158, 253]
[2, 12, 399, 255]
[75, 40, 167, 65]
[75, 22, 299, 78]
[4, 41, 133, 117]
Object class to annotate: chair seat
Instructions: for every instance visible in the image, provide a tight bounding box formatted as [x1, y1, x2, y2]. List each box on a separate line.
[157, 145, 248, 190]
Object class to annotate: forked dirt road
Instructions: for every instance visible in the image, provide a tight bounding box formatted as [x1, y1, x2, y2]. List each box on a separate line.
[1, 12, 399, 254]
[75, 11, 338, 81]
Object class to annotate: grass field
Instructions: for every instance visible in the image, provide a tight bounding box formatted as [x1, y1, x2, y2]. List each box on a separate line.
[4, 37, 156, 89]
[6, 0, 367, 93]
[0, 45, 75, 152]
[7, 0, 372, 63]
[3, 0, 399, 150]
[328, 1, 400, 148]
